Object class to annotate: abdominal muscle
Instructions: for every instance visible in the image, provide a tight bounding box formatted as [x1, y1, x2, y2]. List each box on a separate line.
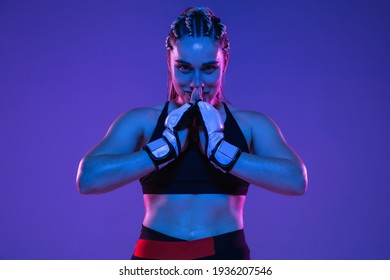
[142, 193, 245, 241]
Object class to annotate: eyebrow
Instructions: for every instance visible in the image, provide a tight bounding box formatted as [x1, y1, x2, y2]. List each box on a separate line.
[175, 59, 219, 66]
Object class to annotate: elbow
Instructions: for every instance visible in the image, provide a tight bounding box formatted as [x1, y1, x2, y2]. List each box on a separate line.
[76, 157, 119, 194]
[294, 177, 307, 196]
[293, 163, 308, 196]
[77, 177, 107, 194]
[76, 171, 93, 194]
[76, 178, 92, 194]
[76, 157, 95, 194]
[282, 162, 308, 196]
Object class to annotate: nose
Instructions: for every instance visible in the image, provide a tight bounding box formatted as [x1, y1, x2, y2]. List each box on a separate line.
[190, 71, 204, 89]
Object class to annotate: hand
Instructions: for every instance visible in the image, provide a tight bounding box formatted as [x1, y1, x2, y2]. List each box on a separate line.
[196, 101, 224, 157]
[162, 88, 202, 155]
[196, 101, 242, 173]
[190, 87, 203, 103]
[163, 102, 195, 155]
[144, 102, 196, 170]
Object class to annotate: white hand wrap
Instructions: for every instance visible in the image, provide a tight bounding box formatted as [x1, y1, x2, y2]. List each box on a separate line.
[143, 137, 175, 170]
[197, 101, 241, 172]
[144, 103, 193, 170]
[197, 101, 224, 158]
[163, 103, 192, 155]
[210, 139, 242, 172]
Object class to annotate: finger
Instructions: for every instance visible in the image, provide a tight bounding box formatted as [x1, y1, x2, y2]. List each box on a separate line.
[190, 88, 203, 103]
[190, 88, 198, 103]
[197, 101, 223, 132]
[197, 87, 203, 101]
[164, 103, 192, 130]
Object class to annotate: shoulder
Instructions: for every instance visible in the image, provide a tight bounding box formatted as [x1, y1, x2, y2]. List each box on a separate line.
[112, 103, 166, 129]
[225, 103, 288, 151]
[103, 102, 166, 145]
[85, 103, 167, 157]
[224, 103, 303, 162]
[225, 103, 277, 132]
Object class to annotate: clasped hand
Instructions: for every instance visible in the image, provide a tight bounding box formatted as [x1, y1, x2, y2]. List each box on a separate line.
[165, 88, 224, 158]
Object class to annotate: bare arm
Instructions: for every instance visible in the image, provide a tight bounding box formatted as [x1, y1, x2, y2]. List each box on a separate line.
[230, 112, 308, 196]
[76, 108, 156, 194]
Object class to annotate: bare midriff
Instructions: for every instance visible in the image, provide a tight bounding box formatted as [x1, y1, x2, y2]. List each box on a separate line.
[142, 193, 245, 241]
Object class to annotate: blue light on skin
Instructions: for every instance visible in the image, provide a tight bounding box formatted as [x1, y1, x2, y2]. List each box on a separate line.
[168, 36, 228, 106]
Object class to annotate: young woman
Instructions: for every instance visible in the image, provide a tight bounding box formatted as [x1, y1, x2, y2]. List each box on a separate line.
[76, 7, 308, 260]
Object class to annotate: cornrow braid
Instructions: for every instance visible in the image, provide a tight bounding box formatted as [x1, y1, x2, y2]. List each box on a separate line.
[166, 7, 230, 101]
[165, 7, 229, 52]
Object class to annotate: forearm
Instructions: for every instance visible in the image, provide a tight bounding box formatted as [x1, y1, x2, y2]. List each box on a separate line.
[230, 152, 307, 196]
[76, 150, 155, 194]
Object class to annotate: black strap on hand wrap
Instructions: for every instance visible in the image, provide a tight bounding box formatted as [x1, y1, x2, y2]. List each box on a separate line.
[143, 136, 176, 170]
[210, 139, 242, 173]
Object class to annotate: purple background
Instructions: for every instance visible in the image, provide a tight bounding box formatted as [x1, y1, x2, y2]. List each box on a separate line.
[1, 0, 389, 260]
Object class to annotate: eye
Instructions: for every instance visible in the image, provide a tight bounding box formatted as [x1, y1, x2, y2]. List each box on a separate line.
[177, 65, 192, 73]
[202, 65, 217, 74]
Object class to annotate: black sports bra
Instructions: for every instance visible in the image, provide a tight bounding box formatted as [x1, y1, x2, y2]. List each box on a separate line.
[139, 102, 250, 195]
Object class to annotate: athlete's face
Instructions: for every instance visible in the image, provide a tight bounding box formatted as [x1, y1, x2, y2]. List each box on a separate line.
[168, 36, 227, 105]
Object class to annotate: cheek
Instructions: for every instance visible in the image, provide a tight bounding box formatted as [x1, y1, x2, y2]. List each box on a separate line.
[204, 71, 222, 87]
[172, 70, 191, 86]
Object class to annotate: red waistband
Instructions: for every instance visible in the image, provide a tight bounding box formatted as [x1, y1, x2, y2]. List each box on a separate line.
[134, 237, 215, 260]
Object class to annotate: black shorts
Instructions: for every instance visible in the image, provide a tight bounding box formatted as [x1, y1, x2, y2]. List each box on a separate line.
[131, 225, 250, 260]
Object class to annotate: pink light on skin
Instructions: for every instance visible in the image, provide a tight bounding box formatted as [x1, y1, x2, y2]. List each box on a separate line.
[169, 36, 226, 107]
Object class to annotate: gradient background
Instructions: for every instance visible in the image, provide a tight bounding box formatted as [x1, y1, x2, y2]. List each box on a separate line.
[1, 0, 389, 260]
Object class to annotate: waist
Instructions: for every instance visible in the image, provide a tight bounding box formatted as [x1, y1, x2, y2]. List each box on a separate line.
[143, 193, 245, 240]
[132, 225, 250, 260]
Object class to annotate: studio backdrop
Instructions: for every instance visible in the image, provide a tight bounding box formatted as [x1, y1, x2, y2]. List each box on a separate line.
[0, 0, 389, 259]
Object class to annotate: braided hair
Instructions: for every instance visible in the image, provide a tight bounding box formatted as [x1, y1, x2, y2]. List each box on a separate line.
[166, 7, 230, 101]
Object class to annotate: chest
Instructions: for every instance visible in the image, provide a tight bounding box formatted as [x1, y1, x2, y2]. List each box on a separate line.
[142, 106, 253, 152]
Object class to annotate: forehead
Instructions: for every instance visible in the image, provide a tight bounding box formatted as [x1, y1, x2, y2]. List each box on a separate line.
[171, 36, 224, 63]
